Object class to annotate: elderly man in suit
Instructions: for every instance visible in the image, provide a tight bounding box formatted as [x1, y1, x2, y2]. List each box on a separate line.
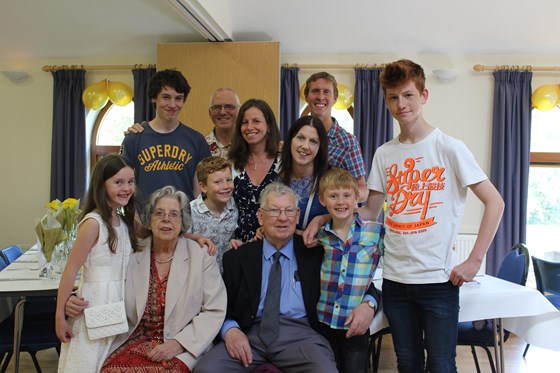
[194, 182, 339, 373]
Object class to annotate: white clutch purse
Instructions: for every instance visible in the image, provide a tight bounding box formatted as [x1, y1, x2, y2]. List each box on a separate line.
[84, 300, 128, 340]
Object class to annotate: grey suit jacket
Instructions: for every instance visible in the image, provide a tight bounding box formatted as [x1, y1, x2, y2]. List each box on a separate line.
[108, 236, 227, 369]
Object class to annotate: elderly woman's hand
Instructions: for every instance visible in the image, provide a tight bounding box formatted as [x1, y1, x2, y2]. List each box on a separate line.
[146, 339, 184, 362]
[65, 295, 88, 318]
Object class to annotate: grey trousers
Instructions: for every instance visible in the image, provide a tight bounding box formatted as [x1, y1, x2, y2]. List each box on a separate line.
[193, 317, 338, 373]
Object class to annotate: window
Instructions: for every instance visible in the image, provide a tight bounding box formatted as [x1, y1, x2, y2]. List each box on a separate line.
[526, 106, 560, 286]
[90, 101, 134, 169]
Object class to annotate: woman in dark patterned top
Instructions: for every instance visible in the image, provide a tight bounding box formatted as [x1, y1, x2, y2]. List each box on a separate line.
[228, 99, 281, 245]
[278, 116, 329, 233]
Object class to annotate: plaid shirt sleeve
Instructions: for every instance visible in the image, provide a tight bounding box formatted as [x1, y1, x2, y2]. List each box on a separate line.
[316, 215, 383, 329]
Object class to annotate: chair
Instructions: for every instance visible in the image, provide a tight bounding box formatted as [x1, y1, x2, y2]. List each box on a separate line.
[457, 244, 529, 373]
[369, 326, 390, 373]
[0, 296, 60, 373]
[522, 256, 560, 357]
[0, 245, 23, 264]
[510, 243, 530, 286]
[0, 257, 7, 272]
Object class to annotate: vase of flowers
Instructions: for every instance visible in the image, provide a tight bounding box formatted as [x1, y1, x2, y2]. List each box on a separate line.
[35, 197, 81, 279]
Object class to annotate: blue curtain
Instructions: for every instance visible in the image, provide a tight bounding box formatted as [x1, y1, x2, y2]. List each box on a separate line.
[50, 69, 87, 200]
[353, 67, 393, 172]
[132, 66, 156, 123]
[486, 70, 532, 275]
[280, 66, 300, 139]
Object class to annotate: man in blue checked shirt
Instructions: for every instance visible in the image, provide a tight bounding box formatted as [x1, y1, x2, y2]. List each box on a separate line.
[303, 72, 369, 202]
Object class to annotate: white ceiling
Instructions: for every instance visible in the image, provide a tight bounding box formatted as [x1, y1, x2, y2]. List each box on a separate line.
[2, 0, 560, 62]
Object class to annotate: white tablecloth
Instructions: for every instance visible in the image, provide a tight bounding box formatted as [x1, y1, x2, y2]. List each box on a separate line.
[370, 274, 560, 351]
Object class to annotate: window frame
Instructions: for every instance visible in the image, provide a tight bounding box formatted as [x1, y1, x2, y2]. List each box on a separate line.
[530, 152, 560, 165]
[89, 102, 129, 169]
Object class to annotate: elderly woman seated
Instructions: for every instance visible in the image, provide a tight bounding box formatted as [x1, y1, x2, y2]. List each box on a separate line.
[67, 186, 227, 372]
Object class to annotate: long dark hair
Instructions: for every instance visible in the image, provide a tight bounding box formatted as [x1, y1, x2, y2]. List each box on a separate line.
[228, 99, 280, 170]
[81, 154, 138, 253]
[279, 116, 329, 193]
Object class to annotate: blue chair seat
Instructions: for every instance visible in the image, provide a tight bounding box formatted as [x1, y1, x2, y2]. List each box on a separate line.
[0, 257, 7, 272]
[0, 245, 23, 264]
[457, 321, 510, 345]
[545, 294, 560, 309]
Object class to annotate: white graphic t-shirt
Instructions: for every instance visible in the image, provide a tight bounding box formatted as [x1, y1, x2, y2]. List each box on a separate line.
[367, 128, 487, 284]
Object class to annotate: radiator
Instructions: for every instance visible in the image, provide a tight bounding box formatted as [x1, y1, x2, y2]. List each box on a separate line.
[455, 234, 486, 275]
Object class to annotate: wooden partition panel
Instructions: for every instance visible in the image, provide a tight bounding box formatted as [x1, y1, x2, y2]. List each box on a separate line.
[157, 42, 280, 136]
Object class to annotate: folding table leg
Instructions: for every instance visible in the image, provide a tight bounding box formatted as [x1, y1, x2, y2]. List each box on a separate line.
[12, 297, 26, 373]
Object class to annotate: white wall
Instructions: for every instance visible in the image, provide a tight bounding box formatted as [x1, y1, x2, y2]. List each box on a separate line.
[1, 52, 558, 247]
[0, 55, 154, 248]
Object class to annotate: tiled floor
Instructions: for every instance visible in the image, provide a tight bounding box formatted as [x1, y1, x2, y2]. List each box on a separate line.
[5, 333, 560, 372]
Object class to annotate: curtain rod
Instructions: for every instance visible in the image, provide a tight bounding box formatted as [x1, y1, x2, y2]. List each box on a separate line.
[473, 64, 560, 72]
[282, 63, 386, 70]
[42, 64, 156, 72]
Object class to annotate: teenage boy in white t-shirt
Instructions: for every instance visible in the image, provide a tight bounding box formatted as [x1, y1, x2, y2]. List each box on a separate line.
[362, 59, 504, 372]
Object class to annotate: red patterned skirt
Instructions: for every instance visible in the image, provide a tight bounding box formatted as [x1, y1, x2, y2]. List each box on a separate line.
[101, 254, 190, 373]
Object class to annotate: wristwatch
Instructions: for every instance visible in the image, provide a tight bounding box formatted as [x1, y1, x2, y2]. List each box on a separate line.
[362, 300, 376, 310]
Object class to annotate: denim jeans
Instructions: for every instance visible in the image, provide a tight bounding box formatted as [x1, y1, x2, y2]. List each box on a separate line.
[318, 323, 370, 373]
[382, 279, 459, 373]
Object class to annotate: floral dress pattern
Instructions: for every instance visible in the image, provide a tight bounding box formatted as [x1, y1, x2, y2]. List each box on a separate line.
[233, 157, 280, 242]
[289, 176, 328, 230]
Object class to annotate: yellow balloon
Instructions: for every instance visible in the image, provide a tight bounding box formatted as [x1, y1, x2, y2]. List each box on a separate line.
[300, 83, 307, 102]
[333, 83, 353, 110]
[108, 81, 133, 106]
[82, 80, 108, 110]
[532, 84, 560, 111]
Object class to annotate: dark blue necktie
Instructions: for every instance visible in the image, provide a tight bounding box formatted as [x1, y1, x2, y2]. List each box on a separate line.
[259, 251, 282, 345]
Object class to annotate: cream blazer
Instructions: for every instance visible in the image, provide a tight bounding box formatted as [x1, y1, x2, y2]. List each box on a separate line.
[108, 236, 227, 370]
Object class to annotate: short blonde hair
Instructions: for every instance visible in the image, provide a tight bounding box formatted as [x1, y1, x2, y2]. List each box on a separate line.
[196, 156, 232, 185]
[319, 168, 359, 198]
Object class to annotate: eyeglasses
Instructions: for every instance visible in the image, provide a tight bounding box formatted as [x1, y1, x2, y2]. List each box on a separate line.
[152, 209, 181, 220]
[210, 104, 238, 113]
[261, 208, 298, 217]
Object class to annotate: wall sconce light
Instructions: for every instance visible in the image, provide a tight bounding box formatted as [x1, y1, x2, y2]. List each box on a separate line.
[432, 69, 458, 82]
[1, 70, 29, 83]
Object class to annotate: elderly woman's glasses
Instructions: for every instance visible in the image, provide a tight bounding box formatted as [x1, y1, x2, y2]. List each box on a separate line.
[153, 209, 181, 220]
[210, 104, 237, 113]
[261, 208, 298, 217]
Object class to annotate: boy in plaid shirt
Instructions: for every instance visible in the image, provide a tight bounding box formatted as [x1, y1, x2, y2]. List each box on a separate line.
[316, 168, 384, 373]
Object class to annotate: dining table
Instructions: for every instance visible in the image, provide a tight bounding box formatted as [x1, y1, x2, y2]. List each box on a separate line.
[369, 271, 560, 373]
[0, 245, 69, 373]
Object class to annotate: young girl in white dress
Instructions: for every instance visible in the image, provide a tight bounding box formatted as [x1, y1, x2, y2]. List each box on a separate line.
[55, 154, 139, 373]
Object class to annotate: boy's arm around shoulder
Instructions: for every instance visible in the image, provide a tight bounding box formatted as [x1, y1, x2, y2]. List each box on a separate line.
[358, 190, 385, 221]
[449, 179, 505, 286]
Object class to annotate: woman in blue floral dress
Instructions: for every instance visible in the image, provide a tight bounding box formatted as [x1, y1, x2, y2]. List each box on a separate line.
[278, 116, 329, 232]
